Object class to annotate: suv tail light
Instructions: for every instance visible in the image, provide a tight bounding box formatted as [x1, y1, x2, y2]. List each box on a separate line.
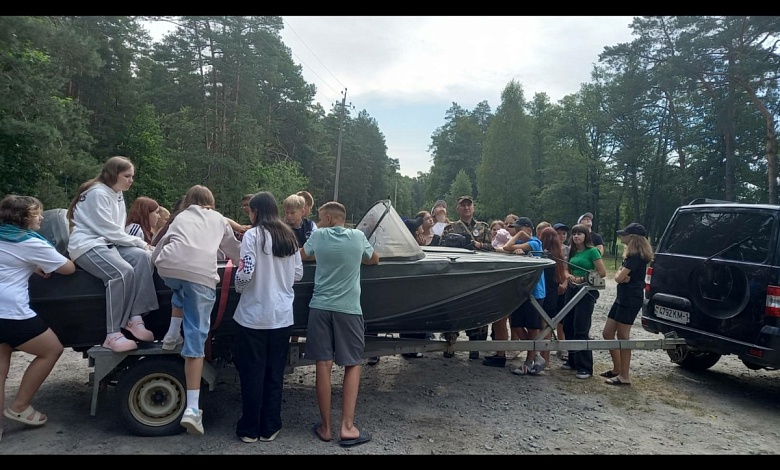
[765, 285, 780, 318]
[644, 267, 653, 293]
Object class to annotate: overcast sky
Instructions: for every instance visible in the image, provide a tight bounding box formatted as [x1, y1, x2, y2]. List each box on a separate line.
[146, 16, 637, 178]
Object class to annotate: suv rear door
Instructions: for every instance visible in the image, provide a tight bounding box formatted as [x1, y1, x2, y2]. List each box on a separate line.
[646, 205, 779, 356]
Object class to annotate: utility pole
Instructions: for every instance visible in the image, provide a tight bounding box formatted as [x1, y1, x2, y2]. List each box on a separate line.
[333, 88, 347, 202]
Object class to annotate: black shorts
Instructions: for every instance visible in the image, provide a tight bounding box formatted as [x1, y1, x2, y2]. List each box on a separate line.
[607, 302, 642, 325]
[510, 299, 543, 330]
[542, 290, 559, 317]
[0, 315, 50, 348]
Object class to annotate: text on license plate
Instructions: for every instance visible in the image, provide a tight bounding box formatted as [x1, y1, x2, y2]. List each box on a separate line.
[654, 305, 690, 324]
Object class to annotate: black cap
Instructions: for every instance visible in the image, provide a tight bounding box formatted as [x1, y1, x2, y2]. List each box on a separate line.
[553, 222, 569, 231]
[510, 217, 533, 228]
[616, 222, 647, 237]
[404, 217, 424, 235]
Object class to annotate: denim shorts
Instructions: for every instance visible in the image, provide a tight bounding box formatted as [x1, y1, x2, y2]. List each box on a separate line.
[162, 277, 216, 358]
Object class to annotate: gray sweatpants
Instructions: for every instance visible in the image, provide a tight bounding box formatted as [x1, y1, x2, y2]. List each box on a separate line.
[74, 245, 159, 335]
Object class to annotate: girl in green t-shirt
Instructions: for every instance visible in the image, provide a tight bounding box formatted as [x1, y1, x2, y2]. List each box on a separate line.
[562, 224, 607, 379]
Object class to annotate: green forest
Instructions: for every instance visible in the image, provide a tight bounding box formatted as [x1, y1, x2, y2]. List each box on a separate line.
[2, 16, 779, 248]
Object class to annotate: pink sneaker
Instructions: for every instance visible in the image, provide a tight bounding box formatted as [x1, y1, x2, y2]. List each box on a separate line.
[125, 318, 154, 342]
[102, 334, 138, 353]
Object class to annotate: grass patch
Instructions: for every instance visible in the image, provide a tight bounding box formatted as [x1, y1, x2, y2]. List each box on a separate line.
[602, 240, 626, 278]
[601, 253, 621, 278]
[554, 363, 707, 416]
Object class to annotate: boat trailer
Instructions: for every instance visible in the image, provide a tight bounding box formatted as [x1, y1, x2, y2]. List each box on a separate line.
[333, 278, 686, 360]
[83, 276, 685, 428]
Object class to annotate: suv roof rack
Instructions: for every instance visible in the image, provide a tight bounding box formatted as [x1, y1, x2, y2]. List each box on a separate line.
[688, 197, 736, 205]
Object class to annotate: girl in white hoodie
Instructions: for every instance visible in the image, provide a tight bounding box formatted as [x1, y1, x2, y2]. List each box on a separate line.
[66, 156, 159, 353]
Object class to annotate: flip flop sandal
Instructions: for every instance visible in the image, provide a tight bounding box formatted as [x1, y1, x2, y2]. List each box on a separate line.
[528, 358, 547, 376]
[605, 377, 631, 386]
[511, 365, 529, 376]
[4, 405, 47, 427]
[339, 429, 372, 447]
[312, 422, 332, 442]
[599, 370, 619, 378]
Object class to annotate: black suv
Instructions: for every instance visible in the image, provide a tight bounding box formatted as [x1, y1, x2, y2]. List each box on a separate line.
[641, 199, 780, 372]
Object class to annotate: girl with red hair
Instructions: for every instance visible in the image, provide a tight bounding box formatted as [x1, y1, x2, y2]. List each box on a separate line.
[125, 197, 160, 245]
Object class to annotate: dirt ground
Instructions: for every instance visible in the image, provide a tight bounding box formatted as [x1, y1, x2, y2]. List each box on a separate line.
[2, 279, 780, 454]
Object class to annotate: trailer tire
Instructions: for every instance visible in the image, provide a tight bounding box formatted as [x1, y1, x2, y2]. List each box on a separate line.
[117, 357, 187, 436]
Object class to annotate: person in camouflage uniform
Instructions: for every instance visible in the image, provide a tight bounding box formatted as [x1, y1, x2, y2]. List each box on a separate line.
[439, 196, 494, 359]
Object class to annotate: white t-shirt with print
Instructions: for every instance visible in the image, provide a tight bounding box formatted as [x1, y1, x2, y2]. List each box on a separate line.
[0, 238, 69, 320]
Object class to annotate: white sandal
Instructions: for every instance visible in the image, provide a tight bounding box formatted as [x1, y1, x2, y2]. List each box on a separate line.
[4, 405, 48, 427]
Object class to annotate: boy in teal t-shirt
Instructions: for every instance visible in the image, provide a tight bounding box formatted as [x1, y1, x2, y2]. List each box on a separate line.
[301, 201, 379, 447]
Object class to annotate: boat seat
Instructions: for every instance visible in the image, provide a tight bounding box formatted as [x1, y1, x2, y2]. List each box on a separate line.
[37, 208, 70, 258]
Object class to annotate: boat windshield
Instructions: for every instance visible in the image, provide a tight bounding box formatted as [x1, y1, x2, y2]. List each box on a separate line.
[355, 200, 425, 261]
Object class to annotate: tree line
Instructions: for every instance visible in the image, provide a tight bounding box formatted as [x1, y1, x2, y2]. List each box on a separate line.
[2, 16, 778, 248]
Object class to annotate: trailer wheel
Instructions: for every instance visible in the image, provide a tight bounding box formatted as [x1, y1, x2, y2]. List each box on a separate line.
[117, 357, 187, 436]
[666, 345, 721, 371]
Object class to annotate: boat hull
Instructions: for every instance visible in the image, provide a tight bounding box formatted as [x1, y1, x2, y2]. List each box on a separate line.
[29, 248, 551, 351]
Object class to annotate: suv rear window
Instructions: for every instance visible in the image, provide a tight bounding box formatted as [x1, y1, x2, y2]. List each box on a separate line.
[661, 210, 775, 264]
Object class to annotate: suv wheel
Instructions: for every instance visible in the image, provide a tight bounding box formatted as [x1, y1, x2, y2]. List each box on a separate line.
[666, 345, 721, 371]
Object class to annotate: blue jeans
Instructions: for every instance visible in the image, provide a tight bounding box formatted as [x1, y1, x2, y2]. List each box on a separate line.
[162, 278, 216, 358]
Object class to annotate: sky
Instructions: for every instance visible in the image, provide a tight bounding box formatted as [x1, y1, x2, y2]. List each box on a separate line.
[145, 16, 637, 178]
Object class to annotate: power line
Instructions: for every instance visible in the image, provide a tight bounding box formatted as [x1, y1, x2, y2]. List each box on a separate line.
[283, 18, 346, 90]
[282, 18, 345, 105]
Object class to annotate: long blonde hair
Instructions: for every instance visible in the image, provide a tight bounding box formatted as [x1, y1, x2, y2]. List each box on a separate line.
[181, 185, 215, 210]
[622, 234, 654, 262]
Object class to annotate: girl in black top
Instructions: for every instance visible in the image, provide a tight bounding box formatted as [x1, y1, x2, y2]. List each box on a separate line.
[600, 223, 654, 385]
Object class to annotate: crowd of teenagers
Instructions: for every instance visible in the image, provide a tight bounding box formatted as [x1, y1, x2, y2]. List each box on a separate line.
[395, 196, 653, 387]
[0, 155, 651, 446]
[0, 155, 378, 447]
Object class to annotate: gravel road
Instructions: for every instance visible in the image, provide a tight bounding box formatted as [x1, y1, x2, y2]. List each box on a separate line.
[2, 279, 779, 454]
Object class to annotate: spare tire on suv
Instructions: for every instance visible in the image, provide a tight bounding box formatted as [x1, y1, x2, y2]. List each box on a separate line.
[641, 199, 780, 373]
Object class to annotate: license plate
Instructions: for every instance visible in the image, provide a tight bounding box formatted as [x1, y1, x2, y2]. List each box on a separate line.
[654, 305, 690, 324]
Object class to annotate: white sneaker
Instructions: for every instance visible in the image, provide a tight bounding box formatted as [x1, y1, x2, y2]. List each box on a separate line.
[162, 333, 183, 351]
[258, 430, 280, 442]
[576, 370, 592, 379]
[180, 408, 204, 436]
